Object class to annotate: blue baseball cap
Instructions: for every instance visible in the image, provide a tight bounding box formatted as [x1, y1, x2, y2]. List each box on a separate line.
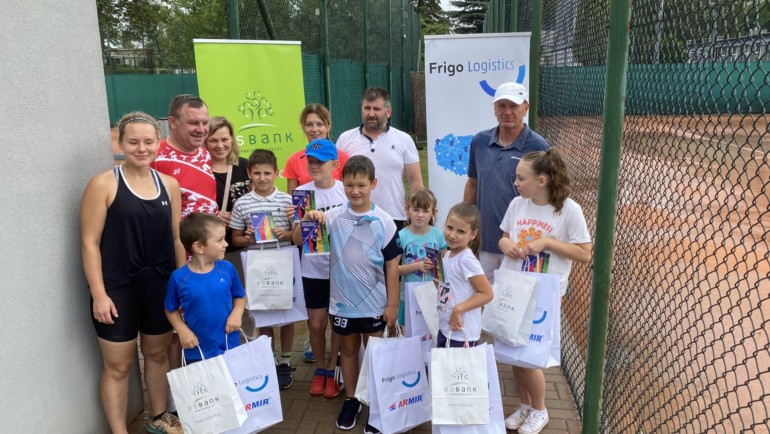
[305, 139, 338, 162]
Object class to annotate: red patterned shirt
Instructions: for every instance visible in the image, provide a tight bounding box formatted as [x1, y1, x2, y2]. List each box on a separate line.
[151, 139, 218, 217]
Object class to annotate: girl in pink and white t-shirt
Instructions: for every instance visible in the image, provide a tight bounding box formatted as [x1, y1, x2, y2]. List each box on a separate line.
[499, 148, 592, 434]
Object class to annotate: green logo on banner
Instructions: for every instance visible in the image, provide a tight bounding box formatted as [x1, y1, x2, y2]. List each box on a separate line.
[237, 90, 275, 126]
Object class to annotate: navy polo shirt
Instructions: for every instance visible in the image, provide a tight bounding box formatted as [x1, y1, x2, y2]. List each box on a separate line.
[467, 125, 550, 253]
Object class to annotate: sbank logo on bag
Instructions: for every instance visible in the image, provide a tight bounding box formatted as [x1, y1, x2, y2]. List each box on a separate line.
[387, 393, 424, 412]
[382, 370, 421, 388]
[445, 367, 477, 393]
[264, 265, 278, 277]
[188, 381, 221, 412]
[495, 286, 517, 312]
[258, 265, 286, 287]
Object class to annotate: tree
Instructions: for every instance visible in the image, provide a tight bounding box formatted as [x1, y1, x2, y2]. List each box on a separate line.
[449, 0, 488, 34]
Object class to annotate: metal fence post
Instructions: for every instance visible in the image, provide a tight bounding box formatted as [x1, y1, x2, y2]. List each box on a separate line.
[528, 0, 543, 131]
[581, 0, 632, 432]
[498, 0, 505, 33]
[509, 0, 518, 32]
[256, 0, 276, 40]
[320, 0, 331, 110]
[401, 0, 406, 128]
[227, 0, 240, 39]
[388, 0, 393, 94]
[363, 0, 369, 88]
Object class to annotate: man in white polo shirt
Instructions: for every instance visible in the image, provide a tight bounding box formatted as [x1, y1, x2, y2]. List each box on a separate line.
[336, 87, 424, 229]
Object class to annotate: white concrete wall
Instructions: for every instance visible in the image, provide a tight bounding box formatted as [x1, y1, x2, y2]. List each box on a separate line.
[0, 1, 143, 432]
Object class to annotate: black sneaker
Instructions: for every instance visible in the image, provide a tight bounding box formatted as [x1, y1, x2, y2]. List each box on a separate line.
[335, 398, 362, 430]
[364, 423, 382, 434]
[276, 363, 294, 390]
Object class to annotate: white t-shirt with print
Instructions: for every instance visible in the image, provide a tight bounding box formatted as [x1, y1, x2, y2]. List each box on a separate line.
[499, 197, 591, 296]
[296, 180, 347, 279]
[437, 248, 486, 342]
[336, 126, 419, 221]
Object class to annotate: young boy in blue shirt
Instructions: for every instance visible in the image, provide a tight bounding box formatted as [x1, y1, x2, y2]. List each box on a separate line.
[164, 212, 246, 362]
[303, 155, 402, 433]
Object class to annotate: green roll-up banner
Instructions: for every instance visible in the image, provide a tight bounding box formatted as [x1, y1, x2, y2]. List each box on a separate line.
[194, 39, 306, 191]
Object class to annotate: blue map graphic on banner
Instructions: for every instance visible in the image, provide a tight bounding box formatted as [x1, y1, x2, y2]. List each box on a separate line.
[434, 134, 472, 176]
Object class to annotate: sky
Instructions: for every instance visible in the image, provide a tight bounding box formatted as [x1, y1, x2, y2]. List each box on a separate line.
[440, 0, 456, 12]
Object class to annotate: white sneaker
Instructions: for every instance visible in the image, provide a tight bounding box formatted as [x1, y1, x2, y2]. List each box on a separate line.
[519, 409, 549, 434]
[505, 403, 532, 430]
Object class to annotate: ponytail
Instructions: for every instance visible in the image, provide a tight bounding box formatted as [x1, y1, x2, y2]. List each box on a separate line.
[522, 148, 571, 214]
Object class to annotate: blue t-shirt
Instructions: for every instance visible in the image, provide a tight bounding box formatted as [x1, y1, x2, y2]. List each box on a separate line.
[398, 226, 448, 282]
[165, 260, 246, 361]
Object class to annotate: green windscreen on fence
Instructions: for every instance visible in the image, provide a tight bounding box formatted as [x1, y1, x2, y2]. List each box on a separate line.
[101, 1, 420, 132]
[505, 0, 770, 432]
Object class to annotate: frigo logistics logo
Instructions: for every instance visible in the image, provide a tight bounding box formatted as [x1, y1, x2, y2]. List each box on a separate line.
[235, 90, 295, 149]
[238, 374, 268, 393]
[381, 369, 421, 388]
[427, 57, 527, 98]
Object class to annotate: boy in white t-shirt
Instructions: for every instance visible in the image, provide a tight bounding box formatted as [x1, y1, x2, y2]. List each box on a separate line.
[291, 139, 347, 399]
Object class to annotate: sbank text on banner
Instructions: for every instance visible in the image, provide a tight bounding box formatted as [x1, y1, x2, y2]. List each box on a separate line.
[424, 33, 530, 226]
[194, 40, 306, 191]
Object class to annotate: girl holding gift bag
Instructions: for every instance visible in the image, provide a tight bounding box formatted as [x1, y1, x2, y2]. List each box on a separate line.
[398, 189, 447, 326]
[498, 148, 592, 434]
[437, 203, 494, 348]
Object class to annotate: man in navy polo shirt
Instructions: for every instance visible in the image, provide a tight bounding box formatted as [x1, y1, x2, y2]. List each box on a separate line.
[463, 82, 550, 281]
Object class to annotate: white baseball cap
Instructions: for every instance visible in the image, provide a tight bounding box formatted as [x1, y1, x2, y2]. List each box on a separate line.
[492, 82, 529, 104]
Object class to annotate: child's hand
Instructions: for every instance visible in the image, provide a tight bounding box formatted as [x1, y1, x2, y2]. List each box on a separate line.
[304, 210, 326, 224]
[524, 238, 550, 256]
[500, 238, 527, 260]
[244, 226, 256, 243]
[383, 304, 398, 327]
[225, 313, 242, 334]
[421, 258, 434, 272]
[449, 306, 465, 331]
[216, 210, 232, 226]
[273, 227, 293, 241]
[284, 206, 295, 221]
[178, 329, 199, 349]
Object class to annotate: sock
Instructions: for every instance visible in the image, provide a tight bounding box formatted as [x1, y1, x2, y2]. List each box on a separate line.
[315, 368, 327, 376]
[152, 412, 165, 420]
[326, 369, 335, 377]
[280, 352, 291, 365]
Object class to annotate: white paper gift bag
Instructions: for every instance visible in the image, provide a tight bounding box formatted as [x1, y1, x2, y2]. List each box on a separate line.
[430, 330, 489, 425]
[481, 269, 537, 347]
[368, 333, 431, 433]
[244, 246, 293, 310]
[167, 348, 247, 434]
[494, 273, 561, 369]
[221, 336, 282, 434]
[431, 343, 505, 434]
[242, 248, 308, 327]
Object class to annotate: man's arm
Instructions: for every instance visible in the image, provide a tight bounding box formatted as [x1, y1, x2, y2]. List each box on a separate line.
[463, 178, 477, 205]
[404, 162, 424, 191]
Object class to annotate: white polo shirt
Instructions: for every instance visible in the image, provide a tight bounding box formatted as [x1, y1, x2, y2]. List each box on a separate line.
[336, 125, 420, 221]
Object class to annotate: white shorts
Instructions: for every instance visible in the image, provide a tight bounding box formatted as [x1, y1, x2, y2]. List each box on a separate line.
[479, 251, 504, 283]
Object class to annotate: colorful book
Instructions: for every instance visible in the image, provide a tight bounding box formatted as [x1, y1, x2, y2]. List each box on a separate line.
[292, 190, 315, 222]
[425, 247, 445, 283]
[300, 220, 329, 255]
[522, 252, 550, 273]
[249, 212, 278, 243]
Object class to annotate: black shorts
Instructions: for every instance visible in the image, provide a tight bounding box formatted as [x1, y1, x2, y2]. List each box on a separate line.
[331, 315, 386, 336]
[91, 274, 172, 342]
[303, 277, 331, 309]
[436, 331, 479, 348]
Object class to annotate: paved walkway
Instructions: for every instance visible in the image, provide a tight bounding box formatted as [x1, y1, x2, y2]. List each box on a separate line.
[129, 324, 581, 433]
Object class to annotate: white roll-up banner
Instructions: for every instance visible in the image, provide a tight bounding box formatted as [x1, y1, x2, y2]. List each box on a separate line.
[424, 33, 531, 226]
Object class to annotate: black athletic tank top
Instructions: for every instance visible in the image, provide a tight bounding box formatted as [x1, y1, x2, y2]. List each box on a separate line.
[100, 165, 176, 288]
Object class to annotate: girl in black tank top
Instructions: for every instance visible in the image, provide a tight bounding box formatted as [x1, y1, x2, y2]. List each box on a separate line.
[100, 165, 176, 288]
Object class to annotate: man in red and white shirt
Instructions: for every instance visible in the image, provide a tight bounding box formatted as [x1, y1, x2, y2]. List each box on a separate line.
[151, 94, 218, 217]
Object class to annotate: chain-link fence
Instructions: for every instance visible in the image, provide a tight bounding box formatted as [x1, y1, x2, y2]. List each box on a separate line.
[99, 0, 419, 131]
[493, 0, 770, 432]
